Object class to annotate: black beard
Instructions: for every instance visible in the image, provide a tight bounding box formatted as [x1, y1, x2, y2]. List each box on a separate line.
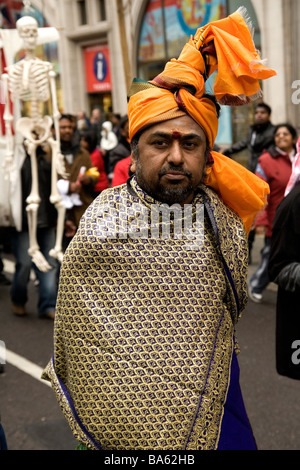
[135, 164, 194, 205]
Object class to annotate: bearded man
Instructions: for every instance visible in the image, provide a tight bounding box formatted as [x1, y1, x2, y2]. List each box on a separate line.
[43, 8, 275, 450]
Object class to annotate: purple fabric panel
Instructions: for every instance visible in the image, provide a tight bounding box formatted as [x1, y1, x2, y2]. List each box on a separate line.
[217, 351, 257, 450]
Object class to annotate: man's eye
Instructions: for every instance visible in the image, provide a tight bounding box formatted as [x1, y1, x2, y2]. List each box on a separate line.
[183, 142, 196, 149]
[153, 140, 168, 147]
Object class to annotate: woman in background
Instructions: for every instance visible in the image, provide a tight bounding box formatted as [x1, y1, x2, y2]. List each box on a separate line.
[248, 123, 298, 302]
[80, 130, 109, 198]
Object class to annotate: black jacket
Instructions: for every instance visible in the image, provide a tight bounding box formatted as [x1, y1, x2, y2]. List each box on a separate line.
[223, 121, 275, 172]
[21, 146, 57, 231]
[268, 182, 300, 380]
[108, 137, 131, 173]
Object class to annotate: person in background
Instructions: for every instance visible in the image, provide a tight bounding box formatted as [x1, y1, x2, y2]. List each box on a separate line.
[0, 227, 11, 286]
[222, 102, 276, 263]
[111, 155, 131, 187]
[108, 115, 131, 182]
[268, 136, 300, 380]
[55, 114, 96, 247]
[248, 123, 297, 303]
[222, 102, 275, 172]
[99, 121, 118, 179]
[100, 121, 118, 153]
[80, 130, 109, 198]
[0, 415, 7, 450]
[76, 111, 90, 131]
[110, 112, 122, 140]
[90, 107, 103, 147]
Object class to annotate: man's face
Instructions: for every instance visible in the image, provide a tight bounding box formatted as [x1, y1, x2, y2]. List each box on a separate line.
[254, 107, 270, 125]
[131, 115, 208, 206]
[91, 109, 101, 122]
[59, 118, 74, 143]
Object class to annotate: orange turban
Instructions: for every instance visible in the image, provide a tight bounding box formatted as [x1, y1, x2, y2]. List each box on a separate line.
[128, 8, 276, 233]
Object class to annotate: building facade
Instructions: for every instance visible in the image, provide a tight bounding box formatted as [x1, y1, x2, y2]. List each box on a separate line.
[1, 0, 299, 145]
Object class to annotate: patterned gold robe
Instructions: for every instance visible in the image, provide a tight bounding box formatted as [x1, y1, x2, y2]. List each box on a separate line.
[43, 177, 255, 450]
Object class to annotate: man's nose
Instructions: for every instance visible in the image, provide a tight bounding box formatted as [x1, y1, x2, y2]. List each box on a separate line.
[167, 141, 184, 164]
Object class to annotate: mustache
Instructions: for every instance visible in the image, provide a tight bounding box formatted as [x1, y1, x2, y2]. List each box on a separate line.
[158, 165, 192, 178]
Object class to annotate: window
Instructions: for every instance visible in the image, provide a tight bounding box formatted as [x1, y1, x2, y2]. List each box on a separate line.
[98, 0, 107, 21]
[78, 0, 87, 25]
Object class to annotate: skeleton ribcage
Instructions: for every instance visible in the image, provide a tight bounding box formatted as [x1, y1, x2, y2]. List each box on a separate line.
[8, 59, 51, 103]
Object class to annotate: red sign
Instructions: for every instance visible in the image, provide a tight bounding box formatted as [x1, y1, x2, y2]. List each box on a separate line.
[84, 45, 112, 93]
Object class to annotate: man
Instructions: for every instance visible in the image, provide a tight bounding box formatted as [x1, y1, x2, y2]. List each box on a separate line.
[108, 115, 131, 180]
[90, 107, 103, 146]
[55, 114, 95, 244]
[223, 102, 275, 173]
[43, 9, 274, 450]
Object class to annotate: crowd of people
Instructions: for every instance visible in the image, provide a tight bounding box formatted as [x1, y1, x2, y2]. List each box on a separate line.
[222, 103, 300, 382]
[221, 104, 298, 306]
[0, 107, 132, 320]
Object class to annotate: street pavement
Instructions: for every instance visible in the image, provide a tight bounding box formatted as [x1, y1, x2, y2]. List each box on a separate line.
[0, 235, 299, 451]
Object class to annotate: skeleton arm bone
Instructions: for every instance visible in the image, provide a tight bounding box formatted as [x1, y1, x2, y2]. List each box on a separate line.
[48, 137, 66, 264]
[49, 69, 68, 178]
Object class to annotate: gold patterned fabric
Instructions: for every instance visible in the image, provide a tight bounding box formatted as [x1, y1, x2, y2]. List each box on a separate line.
[42, 177, 248, 450]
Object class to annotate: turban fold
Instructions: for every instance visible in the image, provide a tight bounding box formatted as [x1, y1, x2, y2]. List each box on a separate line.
[128, 7, 276, 232]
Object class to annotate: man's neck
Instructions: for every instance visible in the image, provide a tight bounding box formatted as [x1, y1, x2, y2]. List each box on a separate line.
[253, 121, 270, 131]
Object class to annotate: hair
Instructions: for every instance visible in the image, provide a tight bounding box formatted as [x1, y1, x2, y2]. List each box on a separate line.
[273, 123, 298, 140]
[59, 113, 75, 123]
[255, 102, 272, 115]
[119, 114, 129, 129]
[80, 129, 98, 153]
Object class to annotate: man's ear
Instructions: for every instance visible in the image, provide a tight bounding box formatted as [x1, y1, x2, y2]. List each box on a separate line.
[130, 154, 136, 173]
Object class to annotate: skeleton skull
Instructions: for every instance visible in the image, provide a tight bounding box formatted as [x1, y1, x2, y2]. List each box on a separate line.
[16, 16, 38, 52]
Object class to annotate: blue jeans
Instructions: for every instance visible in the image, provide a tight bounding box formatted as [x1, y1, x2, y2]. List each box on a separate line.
[10, 228, 59, 317]
[250, 236, 271, 294]
[0, 421, 7, 450]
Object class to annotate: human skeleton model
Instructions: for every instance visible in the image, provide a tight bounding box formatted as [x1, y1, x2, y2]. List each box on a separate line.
[2, 16, 67, 272]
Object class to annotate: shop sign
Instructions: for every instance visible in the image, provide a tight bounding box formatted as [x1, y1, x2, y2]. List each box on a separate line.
[84, 45, 112, 92]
